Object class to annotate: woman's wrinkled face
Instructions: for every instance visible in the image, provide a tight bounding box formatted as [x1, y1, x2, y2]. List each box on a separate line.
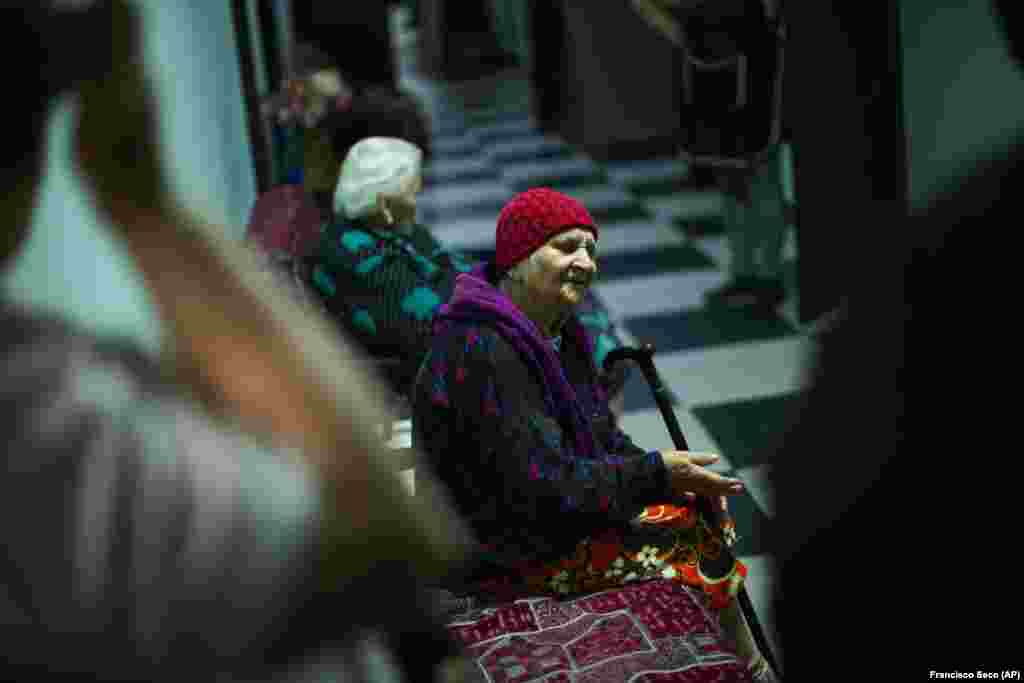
[376, 171, 422, 227]
[520, 227, 599, 311]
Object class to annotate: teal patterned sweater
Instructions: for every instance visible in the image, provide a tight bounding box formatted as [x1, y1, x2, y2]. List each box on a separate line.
[412, 319, 668, 565]
[306, 217, 627, 397]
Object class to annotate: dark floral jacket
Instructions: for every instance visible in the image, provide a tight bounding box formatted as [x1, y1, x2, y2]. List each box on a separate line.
[411, 267, 670, 577]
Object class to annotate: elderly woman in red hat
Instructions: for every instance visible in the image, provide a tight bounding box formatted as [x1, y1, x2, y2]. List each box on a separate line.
[413, 188, 775, 681]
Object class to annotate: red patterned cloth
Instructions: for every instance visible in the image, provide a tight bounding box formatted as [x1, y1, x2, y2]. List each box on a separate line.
[537, 502, 746, 611]
[458, 503, 747, 612]
[446, 579, 753, 682]
[246, 185, 325, 259]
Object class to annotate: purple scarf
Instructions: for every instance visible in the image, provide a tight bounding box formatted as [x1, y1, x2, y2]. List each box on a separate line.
[434, 263, 598, 459]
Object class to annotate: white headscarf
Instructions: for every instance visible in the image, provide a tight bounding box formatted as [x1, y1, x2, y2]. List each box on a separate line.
[333, 137, 424, 220]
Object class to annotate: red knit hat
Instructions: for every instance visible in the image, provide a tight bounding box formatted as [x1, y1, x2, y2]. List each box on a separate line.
[496, 188, 598, 271]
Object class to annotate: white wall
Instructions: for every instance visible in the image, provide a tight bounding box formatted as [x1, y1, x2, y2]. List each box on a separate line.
[142, 0, 258, 239]
[3, 1, 258, 351]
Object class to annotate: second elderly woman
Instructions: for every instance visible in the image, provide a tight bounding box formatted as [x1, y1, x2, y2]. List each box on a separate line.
[305, 137, 629, 402]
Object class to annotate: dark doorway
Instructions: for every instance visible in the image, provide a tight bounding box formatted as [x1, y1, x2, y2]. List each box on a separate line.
[291, 1, 397, 93]
[231, 0, 274, 195]
[436, 0, 517, 80]
[528, 0, 569, 133]
[256, 0, 283, 88]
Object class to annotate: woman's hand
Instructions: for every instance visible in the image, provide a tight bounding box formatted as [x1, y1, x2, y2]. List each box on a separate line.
[660, 450, 746, 499]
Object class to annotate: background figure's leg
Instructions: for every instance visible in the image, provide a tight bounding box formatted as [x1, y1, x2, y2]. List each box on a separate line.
[607, 391, 625, 420]
[487, 0, 529, 65]
[748, 145, 789, 309]
[705, 169, 761, 307]
[779, 141, 797, 219]
[402, 0, 419, 28]
[727, 180, 758, 280]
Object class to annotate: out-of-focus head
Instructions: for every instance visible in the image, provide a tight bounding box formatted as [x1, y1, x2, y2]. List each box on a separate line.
[334, 136, 423, 225]
[273, 42, 352, 129]
[496, 188, 599, 312]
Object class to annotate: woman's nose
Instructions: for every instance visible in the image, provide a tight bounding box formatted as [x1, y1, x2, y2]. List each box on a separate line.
[576, 250, 597, 273]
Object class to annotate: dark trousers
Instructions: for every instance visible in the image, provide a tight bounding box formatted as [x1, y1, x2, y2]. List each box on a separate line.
[528, 0, 567, 131]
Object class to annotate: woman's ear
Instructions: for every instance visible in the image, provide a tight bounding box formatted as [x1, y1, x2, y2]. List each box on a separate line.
[375, 193, 394, 225]
[504, 262, 526, 285]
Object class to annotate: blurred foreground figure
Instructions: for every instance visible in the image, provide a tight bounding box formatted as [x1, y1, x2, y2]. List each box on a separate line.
[1, 2, 471, 681]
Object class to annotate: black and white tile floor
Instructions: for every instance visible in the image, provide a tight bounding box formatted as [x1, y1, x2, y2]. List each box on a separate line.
[392, 9, 810, 655]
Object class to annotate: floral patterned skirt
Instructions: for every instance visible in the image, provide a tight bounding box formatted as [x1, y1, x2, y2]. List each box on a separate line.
[464, 502, 747, 612]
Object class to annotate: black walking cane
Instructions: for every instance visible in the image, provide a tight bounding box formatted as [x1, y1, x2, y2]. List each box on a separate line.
[605, 343, 782, 679]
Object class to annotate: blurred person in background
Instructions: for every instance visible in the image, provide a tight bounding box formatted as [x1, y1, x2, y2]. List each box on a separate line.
[262, 42, 356, 211]
[632, 0, 790, 311]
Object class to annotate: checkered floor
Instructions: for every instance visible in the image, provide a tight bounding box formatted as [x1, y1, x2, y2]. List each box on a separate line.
[393, 11, 808, 655]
